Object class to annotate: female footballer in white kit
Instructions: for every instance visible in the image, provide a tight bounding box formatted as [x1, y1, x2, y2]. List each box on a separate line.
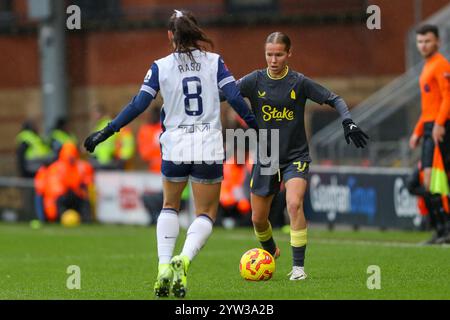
[84, 10, 257, 298]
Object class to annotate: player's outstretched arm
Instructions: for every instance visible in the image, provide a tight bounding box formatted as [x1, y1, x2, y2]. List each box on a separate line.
[325, 94, 369, 148]
[85, 62, 159, 153]
[217, 57, 258, 130]
[303, 76, 369, 148]
[323, 94, 369, 148]
[342, 119, 369, 148]
[221, 82, 258, 130]
[84, 91, 154, 153]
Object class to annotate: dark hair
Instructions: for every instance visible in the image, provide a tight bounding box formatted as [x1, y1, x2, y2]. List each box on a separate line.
[416, 24, 439, 38]
[54, 117, 67, 130]
[266, 32, 291, 52]
[168, 10, 214, 61]
[22, 119, 36, 132]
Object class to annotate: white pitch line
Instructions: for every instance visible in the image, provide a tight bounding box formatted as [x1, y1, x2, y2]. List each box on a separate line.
[312, 238, 450, 249]
[216, 233, 450, 249]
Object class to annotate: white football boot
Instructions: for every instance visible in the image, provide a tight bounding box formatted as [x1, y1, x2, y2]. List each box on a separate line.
[288, 266, 307, 281]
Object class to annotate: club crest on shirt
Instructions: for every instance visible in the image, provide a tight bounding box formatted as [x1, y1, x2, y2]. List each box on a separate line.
[290, 90, 296, 100]
[144, 69, 152, 81]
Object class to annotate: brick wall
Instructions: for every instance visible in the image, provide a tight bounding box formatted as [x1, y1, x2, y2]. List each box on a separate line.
[0, 0, 448, 175]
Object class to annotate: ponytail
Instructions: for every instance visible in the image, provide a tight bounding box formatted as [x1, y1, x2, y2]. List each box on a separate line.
[168, 10, 214, 61]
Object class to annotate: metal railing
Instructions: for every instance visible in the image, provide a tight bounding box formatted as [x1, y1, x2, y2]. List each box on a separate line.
[0, 176, 35, 222]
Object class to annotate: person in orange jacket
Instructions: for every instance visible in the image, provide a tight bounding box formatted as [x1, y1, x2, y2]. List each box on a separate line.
[77, 155, 96, 220]
[137, 108, 165, 224]
[221, 161, 249, 209]
[41, 143, 92, 222]
[34, 160, 51, 221]
[408, 25, 450, 244]
[218, 149, 252, 227]
[409, 25, 450, 190]
[137, 108, 162, 174]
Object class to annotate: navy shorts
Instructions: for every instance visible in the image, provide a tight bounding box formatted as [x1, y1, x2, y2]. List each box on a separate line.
[161, 160, 223, 184]
[250, 159, 310, 197]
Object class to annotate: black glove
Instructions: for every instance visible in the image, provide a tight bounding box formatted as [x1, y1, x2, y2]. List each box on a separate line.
[342, 119, 369, 148]
[84, 124, 115, 153]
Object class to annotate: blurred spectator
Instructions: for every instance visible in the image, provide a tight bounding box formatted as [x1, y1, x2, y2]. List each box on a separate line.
[48, 117, 78, 157]
[138, 107, 163, 225]
[89, 104, 116, 169]
[218, 151, 252, 228]
[115, 126, 136, 170]
[89, 104, 135, 170]
[141, 190, 163, 225]
[16, 119, 52, 178]
[39, 143, 92, 222]
[77, 151, 96, 220]
[34, 160, 51, 222]
[142, 185, 190, 226]
[137, 108, 162, 173]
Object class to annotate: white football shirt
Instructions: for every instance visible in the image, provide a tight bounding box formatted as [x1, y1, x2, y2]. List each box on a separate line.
[140, 50, 235, 162]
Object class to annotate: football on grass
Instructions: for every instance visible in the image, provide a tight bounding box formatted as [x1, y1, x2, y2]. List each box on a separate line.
[239, 248, 275, 281]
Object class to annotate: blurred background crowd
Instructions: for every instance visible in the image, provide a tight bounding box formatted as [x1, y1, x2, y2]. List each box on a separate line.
[1, 0, 449, 232]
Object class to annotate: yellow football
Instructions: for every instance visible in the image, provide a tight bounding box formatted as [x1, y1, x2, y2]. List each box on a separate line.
[61, 209, 81, 227]
[239, 248, 275, 281]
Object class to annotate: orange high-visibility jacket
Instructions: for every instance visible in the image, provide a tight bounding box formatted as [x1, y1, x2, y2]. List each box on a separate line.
[414, 53, 450, 136]
[137, 123, 162, 173]
[34, 165, 48, 196]
[77, 159, 94, 187]
[42, 143, 85, 221]
[220, 162, 247, 208]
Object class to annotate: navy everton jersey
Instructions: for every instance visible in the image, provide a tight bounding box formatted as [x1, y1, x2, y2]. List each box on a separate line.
[237, 67, 333, 166]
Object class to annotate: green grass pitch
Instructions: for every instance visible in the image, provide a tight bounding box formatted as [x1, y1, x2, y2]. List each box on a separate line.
[1, 222, 449, 300]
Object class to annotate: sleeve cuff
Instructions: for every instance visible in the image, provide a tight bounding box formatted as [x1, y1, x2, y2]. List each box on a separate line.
[140, 85, 157, 97]
[435, 114, 448, 126]
[218, 76, 235, 89]
[413, 126, 423, 137]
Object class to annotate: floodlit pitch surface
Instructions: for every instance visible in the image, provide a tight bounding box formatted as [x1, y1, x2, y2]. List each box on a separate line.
[1, 223, 449, 299]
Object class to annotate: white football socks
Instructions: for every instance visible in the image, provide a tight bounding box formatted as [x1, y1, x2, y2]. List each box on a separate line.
[181, 214, 214, 261]
[156, 208, 180, 264]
